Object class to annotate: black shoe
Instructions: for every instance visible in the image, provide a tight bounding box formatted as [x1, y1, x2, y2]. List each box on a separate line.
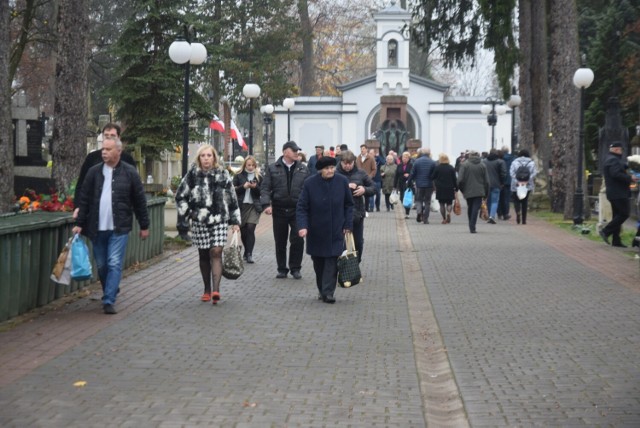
[103, 304, 117, 315]
[276, 272, 288, 279]
[246, 254, 254, 264]
[599, 230, 610, 245]
[322, 295, 336, 304]
[291, 271, 302, 280]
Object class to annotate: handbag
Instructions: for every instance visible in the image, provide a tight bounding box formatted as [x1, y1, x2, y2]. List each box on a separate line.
[389, 190, 399, 205]
[402, 188, 414, 209]
[479, 200, 489, 221]
[71, 234, 92, 281]
[222, 230, 244, 280]
[453, 193, 461, 216]
[337, 232, 362, 288]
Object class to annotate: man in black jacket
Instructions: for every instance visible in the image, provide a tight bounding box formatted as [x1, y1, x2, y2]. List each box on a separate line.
[599, 142, 637, 247]
[261, 141, 310, 279]
[73, 137, 150, 314]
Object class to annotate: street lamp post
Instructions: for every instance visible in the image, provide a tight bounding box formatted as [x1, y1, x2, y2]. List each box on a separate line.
[261, 104, 274, 166]
[242, 83, 261, 155]
[282, 98, 295, 141]
[507, 86, 522, 153]
[572, 64, 595, 226]
[481, 98, 507, 149]
[169, 29, 207, 177]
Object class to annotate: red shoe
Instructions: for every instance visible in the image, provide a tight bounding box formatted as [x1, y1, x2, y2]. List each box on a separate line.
[212, 291, 221, 305]
[201, 292, 211, 302]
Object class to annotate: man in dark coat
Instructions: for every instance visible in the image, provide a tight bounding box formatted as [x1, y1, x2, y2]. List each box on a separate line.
[261, 141, 310, 279]
[297, 156, 354, 303]
[599, 142, 637, 247]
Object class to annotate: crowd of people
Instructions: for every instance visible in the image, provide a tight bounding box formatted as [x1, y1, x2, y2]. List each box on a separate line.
[71, 125, 639, 312]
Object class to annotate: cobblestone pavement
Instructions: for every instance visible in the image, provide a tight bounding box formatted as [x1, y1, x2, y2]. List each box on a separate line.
[0, 205, 639, 427]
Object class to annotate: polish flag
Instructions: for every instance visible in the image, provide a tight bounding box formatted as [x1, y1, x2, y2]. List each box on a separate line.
[209, 115, 225, 132]
[230, 119, 248, 151]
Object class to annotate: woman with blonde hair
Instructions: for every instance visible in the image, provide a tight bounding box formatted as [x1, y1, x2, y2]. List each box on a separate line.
[431, 153, 458, 224]
[233, 156, 263, 263]
[175, 145, 241, 304]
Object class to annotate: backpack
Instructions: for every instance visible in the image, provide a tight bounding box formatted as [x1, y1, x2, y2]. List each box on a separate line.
[515, 161, 532, 182]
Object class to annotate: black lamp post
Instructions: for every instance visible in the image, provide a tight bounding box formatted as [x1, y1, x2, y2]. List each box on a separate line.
[507, 86, 522, 153]
[283, 98, 295, 141]
[169, 28, 207, 178]
[481, 98, 507, 149]
[242, 83, 261, 155]
[572, 63, 595, 225]
[261, 104, 274, 166]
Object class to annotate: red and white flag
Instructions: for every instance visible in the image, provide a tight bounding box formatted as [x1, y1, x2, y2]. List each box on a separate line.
[209, 115, 225, 132]
[230, 119, 248, 151]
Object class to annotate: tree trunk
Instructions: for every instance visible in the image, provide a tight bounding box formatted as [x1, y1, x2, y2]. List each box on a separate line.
[297, 0, 315, 95]
[549, 0, 580, 217]
[0, 0, 14, 213]
[52, 0, 89, 194]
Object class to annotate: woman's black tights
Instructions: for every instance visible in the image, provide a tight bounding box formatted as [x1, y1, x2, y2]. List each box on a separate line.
[198, 247, 223, 293]
[240, 223, 256, 256]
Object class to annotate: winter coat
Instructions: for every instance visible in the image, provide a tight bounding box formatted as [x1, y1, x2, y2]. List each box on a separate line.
[76, 160, 150, 240]
[431, 163, 458, 202]
[457, 155, 490, 199]
[260, 157, 310, 210]
[336, 164, 375, 221]
[296, 173, 354, 257]
[407, 154, 436, 188]
[483, 153, 507, 188]
[602, 152, 632, 200]
[233, 170, 263, 213]
[175, 164, 241, 226]
[380, 163, 397, 194]
[509, 156, 537, 192]
[394, 160, 413, 191]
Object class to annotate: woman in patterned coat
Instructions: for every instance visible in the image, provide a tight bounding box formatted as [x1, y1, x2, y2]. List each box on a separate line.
[175, 145, 241, 305]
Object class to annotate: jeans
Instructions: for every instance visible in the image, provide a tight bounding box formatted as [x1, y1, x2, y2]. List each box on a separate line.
[272, 207, 304, 274]
[488, 187, 501, 219]
[92, 231, 129, 306]
[311, 256, 338, 298]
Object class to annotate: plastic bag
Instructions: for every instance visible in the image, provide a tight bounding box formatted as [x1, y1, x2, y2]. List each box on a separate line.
[71, 234, 92, 281]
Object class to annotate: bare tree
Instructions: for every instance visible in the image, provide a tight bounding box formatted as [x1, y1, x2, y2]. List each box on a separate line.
[549, 0, 580, 217]
[51, 0, 89, 193]
[0, 0, 14, 212]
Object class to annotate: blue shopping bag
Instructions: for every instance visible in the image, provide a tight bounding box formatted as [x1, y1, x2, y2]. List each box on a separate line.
[403, 188, 414, 209]
[71, 234, 92, 281]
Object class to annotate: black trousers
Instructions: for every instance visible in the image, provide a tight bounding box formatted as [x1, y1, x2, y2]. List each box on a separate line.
[272, 208, 304, 274]
[602, 198, 630, 243]
[311, 256, 338, 299]
[466, 196, 483, 232]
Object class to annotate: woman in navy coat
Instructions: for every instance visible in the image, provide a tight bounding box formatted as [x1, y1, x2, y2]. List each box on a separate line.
[297, 156, 354, 303]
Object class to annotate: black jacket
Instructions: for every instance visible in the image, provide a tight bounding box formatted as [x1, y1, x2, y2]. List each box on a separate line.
[336, 164, 375, 221]
[233, 170, 263, 213]
[602, 152, 631, 200]
[76, 160, 149, 239]
[260, 157, 310, 210]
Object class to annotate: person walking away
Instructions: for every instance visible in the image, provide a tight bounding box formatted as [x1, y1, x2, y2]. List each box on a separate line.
[431, 153, 458, 224]
[336, 150, 375, 262]
[381, 154, 398, 211]
[233, 156, 262, 264]
[394, 151, 414, 218]
[457, 151, 489, 233]
[260, 141, 310, 279]
[73, 137, 150, 314]
[297, 157, 354, 304]
[599, 142, 638, 247]
[368, 148, 385, 212]
[498, 146, 515, 220]
[307, 145, 324, 174]
[175, 145, 241, 304]
[509, 149, 537, 225]
[407, 148, 437, 224]
[483, 148, 507, 224]
[356, 144, 377, 212]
